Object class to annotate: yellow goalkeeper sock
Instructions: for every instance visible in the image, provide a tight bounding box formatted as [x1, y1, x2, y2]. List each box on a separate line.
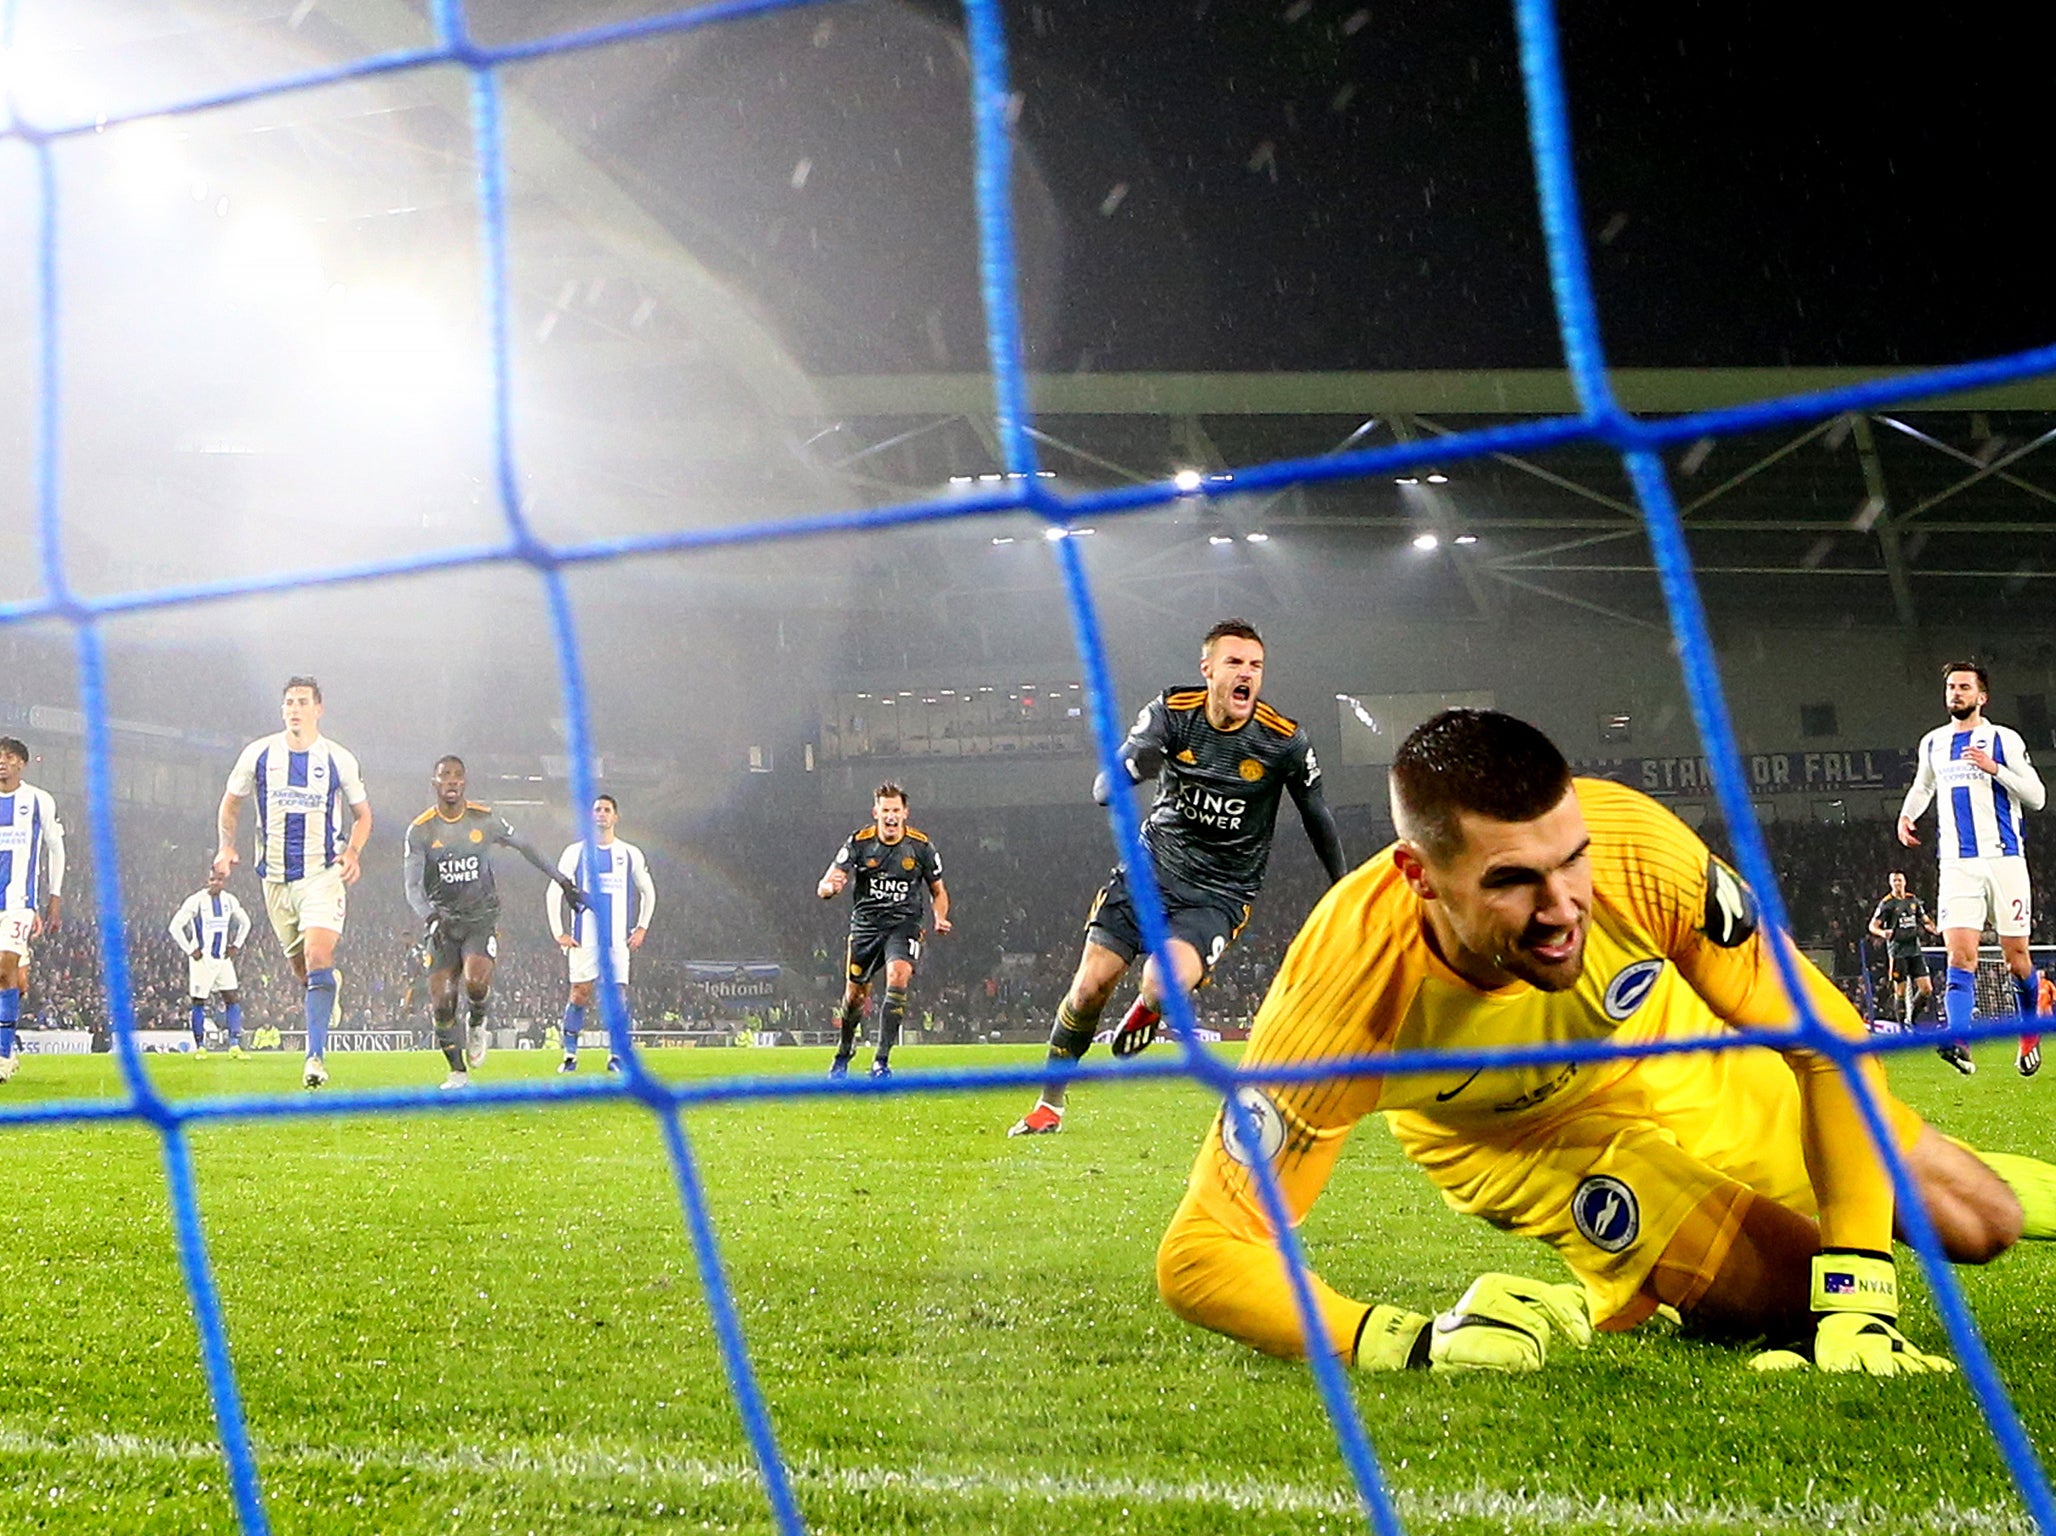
[1976, 1151, 2056, 1240]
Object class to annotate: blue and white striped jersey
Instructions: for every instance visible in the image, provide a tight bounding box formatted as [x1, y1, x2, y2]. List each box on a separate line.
[169, 887, 253, 958]
[550, 838, 656, 950]
[0, 783, 65, 913]
[224, 733, 368, 883]
[1900, 721, 2047, 862]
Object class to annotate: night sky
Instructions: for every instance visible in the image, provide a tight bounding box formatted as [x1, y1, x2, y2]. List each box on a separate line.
[1019, 0, 2056, 371]
[578, 0, 2056, 376]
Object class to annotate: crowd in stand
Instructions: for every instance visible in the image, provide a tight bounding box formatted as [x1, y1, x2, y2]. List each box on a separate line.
[16, 797, 2044, 1042]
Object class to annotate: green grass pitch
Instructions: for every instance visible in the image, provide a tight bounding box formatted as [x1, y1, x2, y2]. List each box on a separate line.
[0, 1042, 2050, 1534]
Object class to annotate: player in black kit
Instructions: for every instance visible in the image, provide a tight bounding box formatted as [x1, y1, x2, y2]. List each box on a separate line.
[817, 782, 951, 1080]
[1868, 869, 1954, 1065]
[1010, 619, 1349, 1135]
[404, 756, 582, 1089]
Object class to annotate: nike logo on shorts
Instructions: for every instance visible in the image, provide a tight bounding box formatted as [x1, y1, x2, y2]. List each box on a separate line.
[1435, 1067, 1484, 1102]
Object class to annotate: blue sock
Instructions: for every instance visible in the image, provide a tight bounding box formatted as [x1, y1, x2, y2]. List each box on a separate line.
[225, 1002, 243, 1046]
[0, 984, 17, 1059]
[191, 1002, 207, 1045]
[1945, 966, 1977, 1031]
[305, 968, 337, 1058]
[2016, 972, 2041, 1020]
[562, 1001, 585, 1056]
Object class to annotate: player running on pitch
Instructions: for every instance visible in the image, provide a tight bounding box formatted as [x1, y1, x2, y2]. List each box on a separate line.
[818, 782, 949, 1080]
[215, 678, 371, 1091]
[1009, 619, 1347, 1135]
[549, 793, 655, 1074]
[0, 737, 64, 1084]
[1866, 871, 1939, 1033]
[1898, 661, 2046, 1076]
[405, 755, 582, 1090]
[1158, 709, 2056, 1377]
[170, 868, 253, 1057]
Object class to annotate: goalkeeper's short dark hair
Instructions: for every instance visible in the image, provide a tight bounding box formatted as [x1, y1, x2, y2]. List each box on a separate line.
[0, 736, 26, 762]
[282, 674, 323, 702]
[1390, 709, 1573, 859]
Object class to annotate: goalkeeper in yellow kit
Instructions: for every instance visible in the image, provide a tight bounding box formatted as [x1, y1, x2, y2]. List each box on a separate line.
[1159, 709, 2056, 1375]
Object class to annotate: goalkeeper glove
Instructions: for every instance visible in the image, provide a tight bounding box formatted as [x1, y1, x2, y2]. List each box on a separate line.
[1359, 1273, 1593, 1373]
[558, 876, 589, 913]
[1749, 1251, 1954, 1376]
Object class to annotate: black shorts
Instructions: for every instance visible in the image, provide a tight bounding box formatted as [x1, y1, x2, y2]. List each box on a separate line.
[846, 924, 923, 986]
[1886, 946, 1926, 981]
[1084, 866, 1251, 982]
[428, 913, 499, 974]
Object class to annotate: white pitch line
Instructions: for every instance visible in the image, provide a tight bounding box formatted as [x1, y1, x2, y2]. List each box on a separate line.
[0, 1428, 2035, 1533]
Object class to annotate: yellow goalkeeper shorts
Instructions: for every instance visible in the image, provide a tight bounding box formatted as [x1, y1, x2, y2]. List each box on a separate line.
[1388, 1041, 1915, 1330]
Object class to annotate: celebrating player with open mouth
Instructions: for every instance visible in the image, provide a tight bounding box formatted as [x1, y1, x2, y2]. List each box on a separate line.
[818, 781, 949, 1081]
[1010, 619, 1348, 1136]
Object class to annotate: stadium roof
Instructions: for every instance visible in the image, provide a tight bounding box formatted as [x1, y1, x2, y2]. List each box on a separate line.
[786, 371, 2056, 635]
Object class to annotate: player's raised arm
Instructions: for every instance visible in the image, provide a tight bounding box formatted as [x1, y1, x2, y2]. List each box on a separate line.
[1285, 737, 1348, 885]
[1091, 697, 1169, 805]
[817, 836, 854, 899]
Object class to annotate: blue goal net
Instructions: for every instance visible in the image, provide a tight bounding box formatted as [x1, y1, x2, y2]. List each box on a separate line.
[5, 1, 2056, 1533]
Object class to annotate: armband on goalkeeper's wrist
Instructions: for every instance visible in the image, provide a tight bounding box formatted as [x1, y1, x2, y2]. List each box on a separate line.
[1751, 1250, 1953, 1375]
[1811, 1249, 1897, 1319]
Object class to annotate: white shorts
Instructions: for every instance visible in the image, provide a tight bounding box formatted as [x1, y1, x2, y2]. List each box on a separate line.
[0, 908, 36, 959]
[567, 942, 631, 987]
[263, 866, 348, 958]
[187, 957, 240, 997]
[1938, 857, 2033, 938]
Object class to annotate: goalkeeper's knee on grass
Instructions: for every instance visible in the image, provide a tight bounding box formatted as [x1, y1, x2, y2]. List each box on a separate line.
[1358, 1273, 1594, 1374]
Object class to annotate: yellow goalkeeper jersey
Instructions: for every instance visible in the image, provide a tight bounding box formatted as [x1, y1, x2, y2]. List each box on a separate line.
[1165, 777, 1913, 1356]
